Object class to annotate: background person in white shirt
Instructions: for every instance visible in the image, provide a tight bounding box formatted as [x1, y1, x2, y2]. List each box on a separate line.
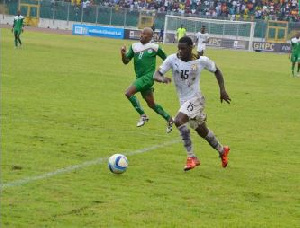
[154, 36, 231, 171]
[195, 26, 209, 57]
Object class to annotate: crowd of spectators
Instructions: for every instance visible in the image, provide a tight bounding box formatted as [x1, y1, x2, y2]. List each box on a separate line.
[69, 0, 299, 22]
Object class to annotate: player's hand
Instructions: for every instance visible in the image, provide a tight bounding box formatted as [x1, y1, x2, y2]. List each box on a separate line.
[162, 77, 172, 84]
[22, 28, 24, 33]
[220, 89, 231, 104]
[120, 45, 127, 54]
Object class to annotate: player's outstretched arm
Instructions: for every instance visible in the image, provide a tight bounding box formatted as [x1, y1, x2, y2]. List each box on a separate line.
[157, 47, 167, 61]
[214, 66, 231, 104]
[153, 70, 171, 84]
[120, 45, 130, 64]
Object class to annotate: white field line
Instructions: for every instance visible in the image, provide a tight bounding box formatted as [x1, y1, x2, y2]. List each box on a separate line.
[1, 139, 180, 190]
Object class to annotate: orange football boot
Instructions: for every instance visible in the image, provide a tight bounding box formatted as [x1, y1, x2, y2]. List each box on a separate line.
[220, 146, 230, 168]
[184, 157, 200, 171]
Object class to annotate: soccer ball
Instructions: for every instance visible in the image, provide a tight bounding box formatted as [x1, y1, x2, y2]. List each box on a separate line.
[108, 154, 128, 174]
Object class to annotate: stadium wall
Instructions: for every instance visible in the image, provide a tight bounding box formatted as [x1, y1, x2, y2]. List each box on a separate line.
[1, 14, 78, 30]
[1, 13, 290, 53]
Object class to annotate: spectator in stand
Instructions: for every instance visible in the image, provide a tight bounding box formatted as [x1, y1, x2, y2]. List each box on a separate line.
[96, 0, 299, 22]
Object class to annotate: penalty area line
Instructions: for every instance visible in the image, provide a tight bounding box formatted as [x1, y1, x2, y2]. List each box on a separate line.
[1, 139, 180, 190]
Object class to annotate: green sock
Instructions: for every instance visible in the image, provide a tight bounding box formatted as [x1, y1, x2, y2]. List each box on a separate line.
[153, 104, 171, 121]
[15, 39, 18, 47]
[128, 96, 145, 115]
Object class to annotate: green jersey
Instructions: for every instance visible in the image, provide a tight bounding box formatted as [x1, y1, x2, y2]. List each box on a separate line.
[126, 42, 167, 78]
[177, 27, 186, 41]
[13, 15, 24, 32]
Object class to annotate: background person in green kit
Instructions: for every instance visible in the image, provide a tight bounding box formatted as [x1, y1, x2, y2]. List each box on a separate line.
[290, 33, 300, 77]
[120, 27, 173, 133]
[12, 10, 24, 48]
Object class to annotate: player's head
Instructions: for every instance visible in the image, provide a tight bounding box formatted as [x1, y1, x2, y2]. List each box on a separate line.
[178, 36, 193, 61]
[17, 10, 21, 16]
[201, 26, 206, 33]
[140, 27, 153, 44]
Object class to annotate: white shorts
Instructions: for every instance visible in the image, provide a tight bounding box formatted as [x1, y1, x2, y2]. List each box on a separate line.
[179, 95, 207, 129]
[197, 44, 206, 52]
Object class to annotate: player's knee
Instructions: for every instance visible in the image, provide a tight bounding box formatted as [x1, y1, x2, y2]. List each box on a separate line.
[125, 92, 130, 99]
[193, 120, 209, 138]
[174, 117, 184, 128]
[190, 114, 207, 130]
[148, 103, 155, 109]
[151, 103, 160, 111]
[195, 125, 208, 138]
[125, 90, 134, 98]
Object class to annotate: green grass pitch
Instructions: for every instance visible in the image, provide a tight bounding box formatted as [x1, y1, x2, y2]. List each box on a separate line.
[1, 28, 299, 227]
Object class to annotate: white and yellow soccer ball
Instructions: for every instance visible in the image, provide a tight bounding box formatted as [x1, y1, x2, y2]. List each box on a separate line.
[108, 154, 128, 174]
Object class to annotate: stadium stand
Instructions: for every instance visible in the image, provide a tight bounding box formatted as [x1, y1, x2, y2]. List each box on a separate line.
[4, 0, 299, 22]
[96, 0, 299, 22]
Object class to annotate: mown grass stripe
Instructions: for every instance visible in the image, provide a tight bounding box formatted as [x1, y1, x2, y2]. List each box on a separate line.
[1, 139, 180, 190]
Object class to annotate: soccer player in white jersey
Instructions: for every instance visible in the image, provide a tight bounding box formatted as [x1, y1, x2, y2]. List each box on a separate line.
[153, 36, 231, 171]
[195, 26, 209, 57]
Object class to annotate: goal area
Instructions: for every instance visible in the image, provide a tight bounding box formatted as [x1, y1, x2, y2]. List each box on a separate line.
[163, 15, 256, 51]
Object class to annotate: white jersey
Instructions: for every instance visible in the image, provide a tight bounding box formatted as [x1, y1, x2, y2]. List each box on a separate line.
[159, 54, 217, 104]
[196, 32, 209, 51]
[291, 37, 300, 44]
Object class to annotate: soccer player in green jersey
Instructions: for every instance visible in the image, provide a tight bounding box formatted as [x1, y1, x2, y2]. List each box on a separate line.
[12, 10, 24, 48]
[290, 34, 300, 77]
[120, 27, 173, 133]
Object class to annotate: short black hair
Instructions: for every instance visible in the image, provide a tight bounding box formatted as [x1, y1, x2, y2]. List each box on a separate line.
[178, 36, 193, 46]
